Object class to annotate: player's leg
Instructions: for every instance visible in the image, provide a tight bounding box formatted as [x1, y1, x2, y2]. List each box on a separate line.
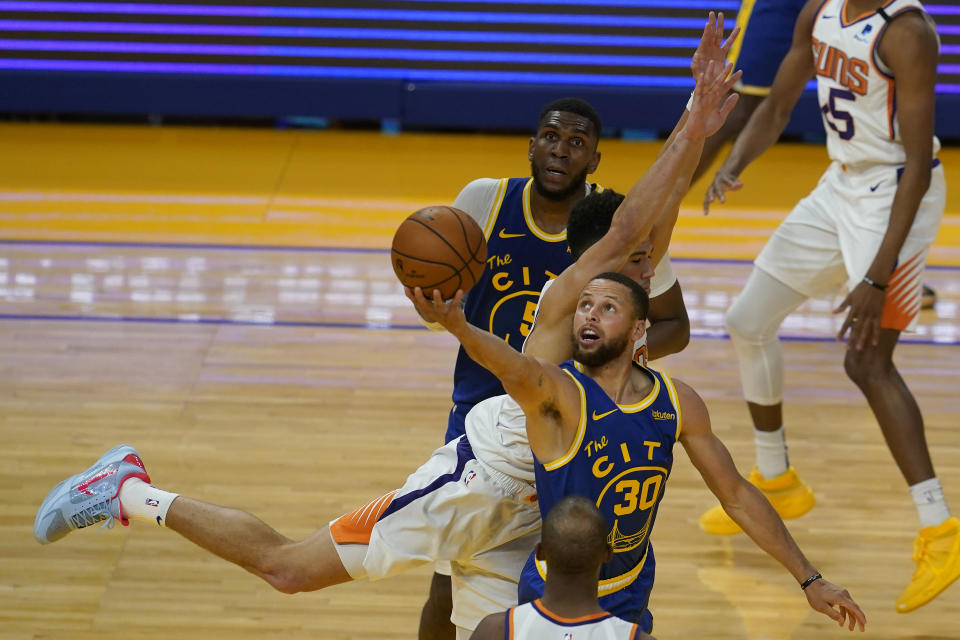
[700, 171, 847, 535]
[419, 404, 472, 640]
[418, 404, 472, 640]
[700, 268, 814, 537]
[33, 444, 353, 593]
[419, 570, 455, 640]
[844, 328, 960, 612]
[836, 162, 958, 611]
[165, 496, 351, 592]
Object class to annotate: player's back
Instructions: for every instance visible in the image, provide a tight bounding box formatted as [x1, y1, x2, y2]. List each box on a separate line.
[811, 0, 940, 166]
[506, 600, 644, 639]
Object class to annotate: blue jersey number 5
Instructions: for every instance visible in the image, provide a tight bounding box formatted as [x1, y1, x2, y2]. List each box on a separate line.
[821, 87, 856, 141]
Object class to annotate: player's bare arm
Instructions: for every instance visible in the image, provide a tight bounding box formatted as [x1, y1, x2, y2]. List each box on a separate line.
[704, 0, 821, 213]
[834, 11, 939, 350]
[674, 380, 867, 631]
[656, 10, 741, 163]
[405, 286, 582, 462]
[524, 59, 740, 360]
[467, 612, 504, 640]
[646, 281, 690, 359]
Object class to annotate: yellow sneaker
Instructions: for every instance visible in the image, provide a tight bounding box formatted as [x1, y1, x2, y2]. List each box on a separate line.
[895, 516, 960, 613]
[698, 466, 816, 535]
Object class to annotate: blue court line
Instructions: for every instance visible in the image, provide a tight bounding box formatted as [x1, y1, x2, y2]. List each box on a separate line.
[2, 313, 958, 347]
[3, 239, 960, 271]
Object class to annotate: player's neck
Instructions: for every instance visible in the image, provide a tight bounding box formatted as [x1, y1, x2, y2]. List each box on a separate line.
[582, 353, 651, 405]
[844, 0, 883, 21]
[540, 579, 607, 619]
[529, 186, 583, 234]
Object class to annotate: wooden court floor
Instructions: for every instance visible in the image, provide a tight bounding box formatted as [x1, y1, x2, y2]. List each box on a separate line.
[1, 124, 959, 639]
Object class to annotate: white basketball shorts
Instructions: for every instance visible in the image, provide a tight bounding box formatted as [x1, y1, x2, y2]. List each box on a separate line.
[755, 159, 945, 331]
[328, 435, 540, 633]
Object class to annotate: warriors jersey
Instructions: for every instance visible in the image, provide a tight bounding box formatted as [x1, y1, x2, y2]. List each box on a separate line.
[445, 177, 597, 442]
[812, 0, 940, 166]
[519, 361, 682, 629]
[504, 600, 644, 639]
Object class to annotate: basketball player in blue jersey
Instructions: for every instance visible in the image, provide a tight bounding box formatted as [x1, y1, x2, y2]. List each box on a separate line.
[409, 268, 867, 634]
[33, 31, 743, 640]
[470, 496, 650, 640]
[702, 0, 958, 613]
[421, 33, 708, 640]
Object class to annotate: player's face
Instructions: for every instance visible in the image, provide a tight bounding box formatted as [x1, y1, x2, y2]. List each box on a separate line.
[528, 111, 600, 201]
[571, 280, 641, 367]
[619, 239, 655, 295]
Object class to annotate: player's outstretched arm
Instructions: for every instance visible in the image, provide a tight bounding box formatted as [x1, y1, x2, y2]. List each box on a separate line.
[674, 380, 867, 631]
[406, 286, 582, 461]
[525, 58, 739, 361]
[703, 0, 820, 214]
[834, 11, 939, 350]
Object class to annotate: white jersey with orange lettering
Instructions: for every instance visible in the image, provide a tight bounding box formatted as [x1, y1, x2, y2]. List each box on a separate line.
[504, 600, 645, 639]
[812, 0, 940, 167]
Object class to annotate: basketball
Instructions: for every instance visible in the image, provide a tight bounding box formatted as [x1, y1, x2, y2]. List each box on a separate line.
[391, 206, 487, 300]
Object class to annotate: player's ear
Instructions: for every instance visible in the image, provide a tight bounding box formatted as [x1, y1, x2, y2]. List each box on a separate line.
[528, 137, 535, 161]
[632, 320, 646, 343]
[587, 150, 601, 174]
[603, 543, 613, 563]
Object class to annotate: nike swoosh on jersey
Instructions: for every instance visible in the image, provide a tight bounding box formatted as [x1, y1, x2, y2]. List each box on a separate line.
[498, 229, 526, 239]
[591, 408, 618, 421]
[869, 182, 883, 192]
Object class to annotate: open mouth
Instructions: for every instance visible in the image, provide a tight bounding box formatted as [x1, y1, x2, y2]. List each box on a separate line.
[579, 325, 601, 345]
[544, 166, 567, 178]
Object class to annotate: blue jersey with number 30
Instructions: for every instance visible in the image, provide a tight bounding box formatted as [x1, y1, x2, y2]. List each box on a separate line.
[519, 360, 682, 631]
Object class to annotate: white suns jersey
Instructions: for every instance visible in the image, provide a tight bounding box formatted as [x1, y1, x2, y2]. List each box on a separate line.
[506, 601, 643, 639]
[812, 0, 940, 167]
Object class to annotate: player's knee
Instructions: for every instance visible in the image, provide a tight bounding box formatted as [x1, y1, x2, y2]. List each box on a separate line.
[843, 349, 892, 388]
[725, 302, 758, 345]
[258, 558, 312, 594]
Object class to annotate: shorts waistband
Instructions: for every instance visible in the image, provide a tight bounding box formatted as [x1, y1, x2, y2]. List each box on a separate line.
[474, 452, 536, 499]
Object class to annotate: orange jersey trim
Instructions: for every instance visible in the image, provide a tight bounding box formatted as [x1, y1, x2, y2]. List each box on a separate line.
[329, 490, 397, 544]
[531, 599, 612, 624]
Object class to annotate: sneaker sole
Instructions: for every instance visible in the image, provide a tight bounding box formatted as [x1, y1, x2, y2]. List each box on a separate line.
[896, 561, 960, 613]
[34, 444, 138, 544]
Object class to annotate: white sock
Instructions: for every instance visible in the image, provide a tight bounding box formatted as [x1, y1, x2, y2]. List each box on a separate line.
[755, 426, 789, 479]
[118, 477, 179, 527]
[909, 477, 952, 529]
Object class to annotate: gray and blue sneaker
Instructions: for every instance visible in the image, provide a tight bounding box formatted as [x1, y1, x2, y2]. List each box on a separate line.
[34, 444, 150, 544]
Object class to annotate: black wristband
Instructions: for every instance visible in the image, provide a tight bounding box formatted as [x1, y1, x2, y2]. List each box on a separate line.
[862, 275, 887, 291]
[800, 572, 822, 590]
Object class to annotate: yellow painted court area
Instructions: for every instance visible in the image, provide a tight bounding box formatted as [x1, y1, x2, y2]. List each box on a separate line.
[4, 123, 959, 263]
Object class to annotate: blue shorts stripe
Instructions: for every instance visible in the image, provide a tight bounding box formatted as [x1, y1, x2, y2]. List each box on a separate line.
[379, 436, 475, 520]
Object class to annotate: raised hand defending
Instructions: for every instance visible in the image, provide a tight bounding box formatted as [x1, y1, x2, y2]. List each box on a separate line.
[691, 11, 741, 80]
[686, 59, 742, 140]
